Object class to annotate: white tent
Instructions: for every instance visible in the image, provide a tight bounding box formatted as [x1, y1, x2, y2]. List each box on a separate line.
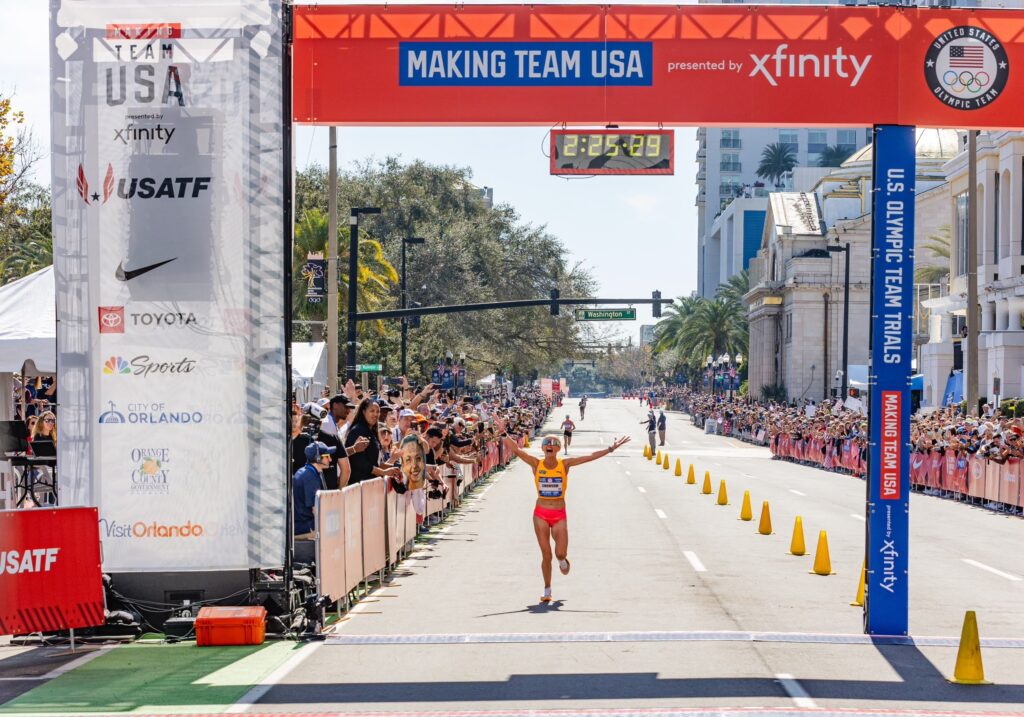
[291, 342, 328, 403]
[0, 267, 56, 422]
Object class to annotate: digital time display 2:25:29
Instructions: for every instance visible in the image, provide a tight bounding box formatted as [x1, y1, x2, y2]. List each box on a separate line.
[550, 129, 674, 175]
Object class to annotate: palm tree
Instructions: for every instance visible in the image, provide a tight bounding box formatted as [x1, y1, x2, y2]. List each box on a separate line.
[652, 295, 702, 354]
[756, 142, 797, 187]
[292, 208, 398, 333]
[817, 145, 853, 168]
[715, 269, 749, 309]
[674, 298, 748, 365]
[914, 227, 951, 284]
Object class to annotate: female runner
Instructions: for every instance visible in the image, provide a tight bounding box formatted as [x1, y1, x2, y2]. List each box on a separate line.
[502, 431, 630, 602]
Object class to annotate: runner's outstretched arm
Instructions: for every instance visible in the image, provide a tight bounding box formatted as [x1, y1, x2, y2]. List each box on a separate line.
[502, 435, 539, 470]
[563, 436, 631, 468]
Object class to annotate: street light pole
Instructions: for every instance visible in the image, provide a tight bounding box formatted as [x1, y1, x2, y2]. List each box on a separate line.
[346, 207, 381, 382]
[327, 127, 338, 393]
[827, 242, 851, 400]
[400, 236, 425, 376]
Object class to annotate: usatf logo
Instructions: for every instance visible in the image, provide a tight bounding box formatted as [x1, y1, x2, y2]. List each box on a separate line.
[925, 26, 1009, 111]
[77, 164, 211, 203]
[98, 306, 125, 334]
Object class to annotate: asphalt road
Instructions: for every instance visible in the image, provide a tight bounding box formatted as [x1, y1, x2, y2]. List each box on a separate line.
[254, 399, 1024, 714]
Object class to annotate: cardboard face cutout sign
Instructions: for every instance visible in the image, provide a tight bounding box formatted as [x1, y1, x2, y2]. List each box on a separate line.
[400, 435, 426, 491]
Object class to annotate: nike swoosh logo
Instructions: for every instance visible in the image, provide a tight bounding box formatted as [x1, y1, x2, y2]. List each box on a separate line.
[115, 258, 177, 281]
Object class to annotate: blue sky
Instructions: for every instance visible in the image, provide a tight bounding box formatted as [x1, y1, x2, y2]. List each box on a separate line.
[1, 1, 699, 328]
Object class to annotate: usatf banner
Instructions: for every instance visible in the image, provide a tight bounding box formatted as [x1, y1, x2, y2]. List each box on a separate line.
[50, 2, 287, 571]
[294, 5, 1024, 128]
[0, 508, 105, 635]
[866, 125, 914, 636]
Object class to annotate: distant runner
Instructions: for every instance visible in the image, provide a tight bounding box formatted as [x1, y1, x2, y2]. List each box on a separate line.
[560, 415, 576, 453]
[579, 395, 588, 421]
[642, 409, 657, 456]
[503, 432, 630, 603]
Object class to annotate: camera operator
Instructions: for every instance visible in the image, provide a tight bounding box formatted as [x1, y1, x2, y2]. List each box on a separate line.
[293, 441, 336, 540]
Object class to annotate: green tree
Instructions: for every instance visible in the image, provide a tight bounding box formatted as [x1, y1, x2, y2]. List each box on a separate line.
[0, 183, 51, 284]
[817, 145, 853, 168]
[756, 142, 797, 187]
[914, 226, 951, 285]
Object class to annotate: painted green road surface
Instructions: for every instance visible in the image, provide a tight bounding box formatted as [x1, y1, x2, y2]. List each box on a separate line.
[1, 641, 303, 714]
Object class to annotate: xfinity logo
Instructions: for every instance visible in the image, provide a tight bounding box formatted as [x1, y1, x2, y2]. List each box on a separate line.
[749, 44, 871, 87]
[114, 123, 175, 146]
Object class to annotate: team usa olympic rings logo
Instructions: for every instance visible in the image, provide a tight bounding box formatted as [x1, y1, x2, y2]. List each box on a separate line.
[925, 26, 1009, 110]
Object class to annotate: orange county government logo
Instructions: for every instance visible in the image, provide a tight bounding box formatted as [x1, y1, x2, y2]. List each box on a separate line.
[925, 26, 1008, 110]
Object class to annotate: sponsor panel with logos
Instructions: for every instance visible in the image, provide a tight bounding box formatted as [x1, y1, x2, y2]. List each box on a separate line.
[53, 5, 286, 572]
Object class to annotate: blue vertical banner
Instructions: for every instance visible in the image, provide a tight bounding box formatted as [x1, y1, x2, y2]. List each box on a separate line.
[866, 125, 915, 636]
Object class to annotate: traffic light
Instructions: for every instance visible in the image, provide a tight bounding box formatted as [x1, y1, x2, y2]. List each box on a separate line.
[409, 301, 422, 328]
[652, 290, 662, 318]
[550, 288, 560, 316]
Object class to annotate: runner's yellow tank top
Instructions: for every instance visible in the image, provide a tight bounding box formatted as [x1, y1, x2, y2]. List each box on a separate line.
[535, 458, 568, 501]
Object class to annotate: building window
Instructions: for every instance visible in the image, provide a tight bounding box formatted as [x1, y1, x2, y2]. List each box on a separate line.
[993, 172, 1001, 262]
[720, 152, 741, 173]
[808, 130, 828, 155]
[779, 130, 798, 154]
[836, 129, 857, 153]
[721, 130, 741, 149]
[719, 180, 743, 198]
[956, 192, 969, 277]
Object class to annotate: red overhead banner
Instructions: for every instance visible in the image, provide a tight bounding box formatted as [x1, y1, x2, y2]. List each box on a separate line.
[0, 508, 105, 635]
[294, 4, 1024, 128]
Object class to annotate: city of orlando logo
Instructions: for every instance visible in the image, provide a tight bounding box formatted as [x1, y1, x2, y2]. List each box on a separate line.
[925, 26, 1008, 111]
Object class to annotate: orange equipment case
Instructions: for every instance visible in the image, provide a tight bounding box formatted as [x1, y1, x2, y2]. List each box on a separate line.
[194, 606, 267, 646]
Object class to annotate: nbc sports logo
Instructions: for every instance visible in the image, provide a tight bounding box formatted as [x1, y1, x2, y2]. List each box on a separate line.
[103, 356, 131, 375]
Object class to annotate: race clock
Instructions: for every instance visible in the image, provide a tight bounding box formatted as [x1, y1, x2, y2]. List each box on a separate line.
[550, 129, 674, 176]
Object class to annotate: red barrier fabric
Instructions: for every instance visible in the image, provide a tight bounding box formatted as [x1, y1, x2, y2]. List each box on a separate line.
[999, 458, 1020, 507]
[928, 451, 944, 489]
[968, 455, 986, 499]
[0, 507, 105, 635]
[984, 459, 1002, 502]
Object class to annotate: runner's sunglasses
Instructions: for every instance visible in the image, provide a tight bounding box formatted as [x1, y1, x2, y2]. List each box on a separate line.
[541, 438, 560, 447]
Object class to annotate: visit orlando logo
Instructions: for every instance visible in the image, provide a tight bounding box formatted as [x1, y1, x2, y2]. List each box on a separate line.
[924, 26, 1008, 111]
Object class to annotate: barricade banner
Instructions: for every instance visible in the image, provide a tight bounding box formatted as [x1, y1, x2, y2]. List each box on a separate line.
[342, 484, 363, 594]
[315, 490, 346, 602]
[361, 478, 387, 578]
[387, 487, 401, 565]
[910, 452, 927, 487]
[51, 0, 288, 571]
[0, 508, 105, 635]
[943, 451, 958, 492]
[404, 490, 417, 545]
[999, 458, 1020, 507]
[984, 459, 1002, 502]
[968, 455, 986, 498]
[928, 451, 944, 489]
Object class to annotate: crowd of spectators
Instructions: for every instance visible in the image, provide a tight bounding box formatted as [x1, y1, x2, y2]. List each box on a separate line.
[292, 378, 550, 536]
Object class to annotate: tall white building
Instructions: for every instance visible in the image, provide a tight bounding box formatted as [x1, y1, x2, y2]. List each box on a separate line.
[696, 127, 870, 298]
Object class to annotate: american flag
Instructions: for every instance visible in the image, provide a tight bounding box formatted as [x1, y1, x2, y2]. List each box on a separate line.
[949, 44, 985, 68]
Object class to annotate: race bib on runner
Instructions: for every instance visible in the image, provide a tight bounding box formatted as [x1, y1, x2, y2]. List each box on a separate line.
[538, 476, 563, 498]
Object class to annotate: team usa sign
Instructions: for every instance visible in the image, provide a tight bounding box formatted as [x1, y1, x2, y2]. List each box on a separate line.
[294, 5, 1024, 127]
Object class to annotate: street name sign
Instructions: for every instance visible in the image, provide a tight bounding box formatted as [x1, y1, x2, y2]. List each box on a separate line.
[574, 309, 636, 321]
[357, 363, 383, 372]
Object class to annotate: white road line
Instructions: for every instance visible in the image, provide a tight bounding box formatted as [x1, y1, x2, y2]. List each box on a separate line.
[788, 489, 806, 497]
[655, 508, 668, 519]
[962, 558, 1023, 582]
[625, 470, 632, 476]
[599, 436, 605, 444]
[850, 513, 866, 522]
[683, 551, 707, 573]
[637, 486, 647, 493]
[776, 673, 817, 708]
[225, 642, 323, 713]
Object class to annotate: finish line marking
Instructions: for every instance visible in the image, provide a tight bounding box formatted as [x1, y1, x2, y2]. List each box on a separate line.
[775, 673, 817, 709]
[325, 629, 1024, 648]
